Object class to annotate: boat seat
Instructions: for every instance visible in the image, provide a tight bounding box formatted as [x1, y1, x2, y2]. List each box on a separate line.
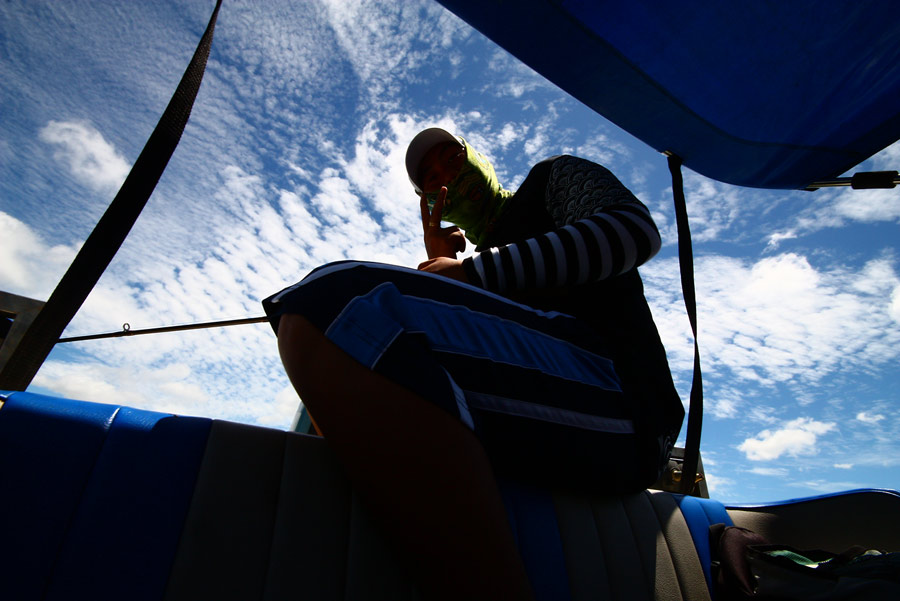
[728, 489, 900, 553]
[2, 391, 898, 601]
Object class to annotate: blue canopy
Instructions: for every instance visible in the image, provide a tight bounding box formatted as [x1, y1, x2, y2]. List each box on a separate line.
[438, 1, 900, 189]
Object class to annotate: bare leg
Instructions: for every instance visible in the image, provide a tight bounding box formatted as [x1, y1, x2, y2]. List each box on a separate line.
[277, 313, 535, 601]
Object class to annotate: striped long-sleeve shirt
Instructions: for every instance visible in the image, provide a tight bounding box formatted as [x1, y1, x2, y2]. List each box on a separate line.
[461, 155, 661, 295]
[459, 155, 683, 464]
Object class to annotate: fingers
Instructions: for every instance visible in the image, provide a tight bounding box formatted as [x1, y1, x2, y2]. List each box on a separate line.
[421, 187, 449, 230]
[449, 229, 466, 254]
[420, 193, 431, 230]
[427, 187, 447, 229]
[420, 188, 463, 261]
[432, 187, 447, 225]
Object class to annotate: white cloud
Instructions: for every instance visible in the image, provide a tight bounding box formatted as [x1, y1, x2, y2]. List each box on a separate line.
[33, 360, 208, 414]
[832, 187, 900, 222]
[702, 469, 734, 499]
[890, 285, 900, 323]
[319, 0, 462, 108]
[269, 384, 304, 429]
[856, 411, 885, 424]
[748, 467, 789, 477]
[516, 102, 566, 164]
[523, 130, 549, 162]
[485, 50, 552, 103]
[788, 479, 866, 495]
[765, 141, 900, 243]
[676, 172, 747, 243]
[737, 417, 836, 461]
[39, 121, 130, 194]
[0, 212, 80, 299]
[709, 394, 740, 419]
[33, 357, 297, 428]
[643, 253, 900, 395]
[833, 463, 853, 469]
[765, 230, 797, 250]
[496, 123, 523, 149]
[575, 133, 628, 169]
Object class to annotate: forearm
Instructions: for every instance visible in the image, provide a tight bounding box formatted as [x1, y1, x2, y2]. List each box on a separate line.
[462, 202, 661, 293]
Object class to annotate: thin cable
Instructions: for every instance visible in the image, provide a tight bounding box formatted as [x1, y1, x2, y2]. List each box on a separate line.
[58, 316, 268, 343]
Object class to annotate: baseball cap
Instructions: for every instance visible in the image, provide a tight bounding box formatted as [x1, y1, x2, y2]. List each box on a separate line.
[405, 127, 464, 193]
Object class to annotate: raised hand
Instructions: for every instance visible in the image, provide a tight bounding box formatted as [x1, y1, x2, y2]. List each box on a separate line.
[421, 186, 466, 259]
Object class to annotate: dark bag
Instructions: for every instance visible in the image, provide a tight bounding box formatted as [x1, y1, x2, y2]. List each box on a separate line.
[710, 523, 900, 600]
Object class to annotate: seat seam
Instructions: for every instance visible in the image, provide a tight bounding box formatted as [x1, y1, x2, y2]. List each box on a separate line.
[41, 405, 121, 600]
[588, 496, 616, 601]
[622, 493, 658, 600]
[260, 429, 289, 601]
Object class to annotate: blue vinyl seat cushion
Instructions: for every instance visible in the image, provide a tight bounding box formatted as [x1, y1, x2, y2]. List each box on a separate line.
[0, 391, 211, 601]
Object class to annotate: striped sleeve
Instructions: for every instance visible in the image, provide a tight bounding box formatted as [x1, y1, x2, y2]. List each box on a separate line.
[462, 201, 661, 294]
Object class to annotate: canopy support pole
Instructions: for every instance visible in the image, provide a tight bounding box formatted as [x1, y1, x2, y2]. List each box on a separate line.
[805, 170, 898, 190]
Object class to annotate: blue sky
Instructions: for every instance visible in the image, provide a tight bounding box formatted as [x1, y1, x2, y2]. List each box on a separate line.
[2, 0, 899, 504]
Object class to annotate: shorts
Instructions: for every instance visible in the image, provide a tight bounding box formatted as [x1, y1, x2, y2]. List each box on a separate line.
[263, 261, 646, 491]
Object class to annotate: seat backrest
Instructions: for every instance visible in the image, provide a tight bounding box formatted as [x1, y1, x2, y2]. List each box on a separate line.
[0, 391, 210, 601]
[18, 391, 889, 601]
[162, 420, 726, 601]
[552, 490, 719, 601]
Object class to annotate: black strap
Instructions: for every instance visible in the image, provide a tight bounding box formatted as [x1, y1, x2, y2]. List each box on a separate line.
[667, 154, 704, 495]
[0, 1, 223, 391]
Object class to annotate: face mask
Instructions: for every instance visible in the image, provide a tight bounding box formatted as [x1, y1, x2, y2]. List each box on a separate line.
[424, 138, 512, 246]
